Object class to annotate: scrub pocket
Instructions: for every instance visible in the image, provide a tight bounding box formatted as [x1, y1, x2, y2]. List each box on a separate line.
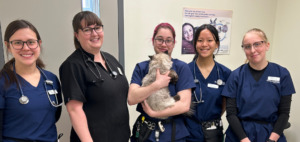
[201, 119, 224, 142]
[131, 115, 155, 142]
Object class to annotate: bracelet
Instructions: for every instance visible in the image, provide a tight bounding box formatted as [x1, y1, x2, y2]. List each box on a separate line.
[266, 139, 275, 142]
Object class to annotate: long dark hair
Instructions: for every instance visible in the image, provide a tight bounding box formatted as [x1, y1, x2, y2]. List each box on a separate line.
[0, 19, 44, 88]
[182, 22, 194, 43]
[193, 24, 220, 60]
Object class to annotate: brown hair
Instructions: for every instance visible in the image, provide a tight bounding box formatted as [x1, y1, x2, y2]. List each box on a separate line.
[0, 19, 45, 88]
[72, 11, 103, 49]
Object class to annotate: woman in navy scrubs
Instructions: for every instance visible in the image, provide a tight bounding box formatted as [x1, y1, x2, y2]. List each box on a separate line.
[128, 23, 195, 142]
[0, 20, 62, 141]
[222, 28, 295, 142]
[59, 11, 130, 142]
[184, 24, 231, 142]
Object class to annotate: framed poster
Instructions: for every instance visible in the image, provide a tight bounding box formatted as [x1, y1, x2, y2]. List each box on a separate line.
[182, 8, 233, 55]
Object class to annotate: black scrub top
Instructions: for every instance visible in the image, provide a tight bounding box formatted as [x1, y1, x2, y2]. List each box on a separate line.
[59, 48, 130, 142]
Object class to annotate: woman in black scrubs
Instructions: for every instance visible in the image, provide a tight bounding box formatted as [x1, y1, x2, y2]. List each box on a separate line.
[59, 11, 130, 142]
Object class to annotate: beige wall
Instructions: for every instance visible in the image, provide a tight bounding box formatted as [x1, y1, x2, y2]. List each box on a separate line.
[99, 0, 119, 58]
[272, 0, 300, 141]
[124, 0, 299, 141]
[0, 0, 119, 141]
[0, 0, 299, 141]
[0, 1, 80, 141]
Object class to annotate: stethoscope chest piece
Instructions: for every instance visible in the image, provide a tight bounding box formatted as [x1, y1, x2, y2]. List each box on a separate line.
[216, 79, 223, 86]
[19, 95, 29, 104]
[111, 71, 118, 78]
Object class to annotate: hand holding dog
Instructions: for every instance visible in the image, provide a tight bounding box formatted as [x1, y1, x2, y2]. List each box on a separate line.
[154, 68, 171, 89]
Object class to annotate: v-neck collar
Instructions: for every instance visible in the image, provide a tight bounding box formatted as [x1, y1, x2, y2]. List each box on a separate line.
[245, 63, 269, 83]
[194, 60, 217, 82]
[16, 73, 42, 88]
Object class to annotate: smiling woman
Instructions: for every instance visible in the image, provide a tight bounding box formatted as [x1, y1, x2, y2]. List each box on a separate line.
[184, 24, 231, 142]
[128, 23, 196, 142]
[0, 19, 62, 142]
[222, 28, 295, 142]
[59, 11, 130, 142]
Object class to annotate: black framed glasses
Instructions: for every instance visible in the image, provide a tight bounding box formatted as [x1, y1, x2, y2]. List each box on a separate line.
[154, 38, 174, 46]
[81, 25, 103, 35]
[10, 40, 39, 50]
[241, 41, 265, 50]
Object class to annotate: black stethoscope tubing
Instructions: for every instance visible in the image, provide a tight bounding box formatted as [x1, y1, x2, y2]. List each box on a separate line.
[192, 59, 223, 104]
[13, 63, 62, 107]
[80, 48, 118, 82]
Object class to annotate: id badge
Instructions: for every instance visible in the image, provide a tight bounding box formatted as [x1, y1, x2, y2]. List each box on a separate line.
[47, 89, 58, 95]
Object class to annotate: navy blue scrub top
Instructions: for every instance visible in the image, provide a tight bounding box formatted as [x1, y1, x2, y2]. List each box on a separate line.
[0, 69, 61, 141]
[184, 60, 231, 141]
[59, 48, 130, 142]
[222, 62, 295, 142]
[130, 58, 195, 141]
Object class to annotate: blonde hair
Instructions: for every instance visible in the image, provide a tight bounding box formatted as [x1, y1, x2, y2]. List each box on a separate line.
[242, 28, 268, 45]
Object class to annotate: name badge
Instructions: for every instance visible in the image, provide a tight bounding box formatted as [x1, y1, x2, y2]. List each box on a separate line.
[267, 76, 280, 83]
[207, 83, 219, 89]
[117, 67, 123, 75]
[47, 89, 58, 95]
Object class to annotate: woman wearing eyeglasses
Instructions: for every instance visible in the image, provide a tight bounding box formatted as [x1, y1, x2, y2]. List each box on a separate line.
[222, 28, 295, 142]
[59, 11, 130, 142]
[128, 23, 195, 142]
[0, 20, 62, 141]
[183, 24, 231, 142]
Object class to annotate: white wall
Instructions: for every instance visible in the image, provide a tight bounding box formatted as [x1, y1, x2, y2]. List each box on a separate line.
[124, 0, 277, 74]
[124, 0, 298, 141]
[272, 0, 300, 141]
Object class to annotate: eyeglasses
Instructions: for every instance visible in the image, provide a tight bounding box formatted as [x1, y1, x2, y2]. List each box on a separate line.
[81, 25, 103, 35]
[241, 41, 265, 50]
[10, 40, 39, 50]
[154, 38, 174, 46]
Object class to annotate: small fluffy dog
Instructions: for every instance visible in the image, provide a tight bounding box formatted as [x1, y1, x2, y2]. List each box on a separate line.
[142, 53, 179, 119]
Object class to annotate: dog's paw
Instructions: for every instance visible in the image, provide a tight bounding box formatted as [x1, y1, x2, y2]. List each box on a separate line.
[169, 70, 178, 84]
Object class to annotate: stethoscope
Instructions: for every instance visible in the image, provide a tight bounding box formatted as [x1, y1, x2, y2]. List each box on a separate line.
[13, 63, 62, 107]
[80, 48, 118, 82]
[192, 59, 224, 103]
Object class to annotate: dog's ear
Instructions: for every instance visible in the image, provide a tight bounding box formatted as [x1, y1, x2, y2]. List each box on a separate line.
[148, 55, 154, 60]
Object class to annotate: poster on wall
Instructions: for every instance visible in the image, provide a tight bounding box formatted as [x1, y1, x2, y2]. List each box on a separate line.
[182, 8, 233, 55]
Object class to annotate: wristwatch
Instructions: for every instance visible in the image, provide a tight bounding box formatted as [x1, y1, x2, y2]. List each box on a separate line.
[266, 139, 275, 142]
